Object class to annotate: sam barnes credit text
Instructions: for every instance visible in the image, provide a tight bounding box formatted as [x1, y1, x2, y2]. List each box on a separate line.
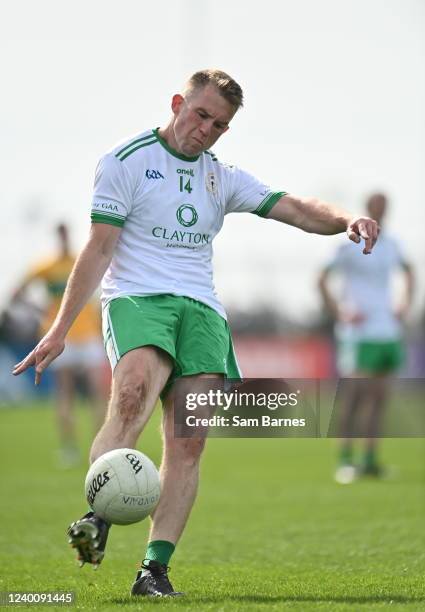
[185, 415, 306, 427]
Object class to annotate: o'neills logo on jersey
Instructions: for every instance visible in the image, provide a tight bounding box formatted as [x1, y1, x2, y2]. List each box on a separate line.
[151, 227, 210, 245]
[176, 168, 195, 177]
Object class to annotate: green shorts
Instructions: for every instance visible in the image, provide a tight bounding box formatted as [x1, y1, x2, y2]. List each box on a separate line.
[103, 294, 241, 390]
[337, 340, 404, 375]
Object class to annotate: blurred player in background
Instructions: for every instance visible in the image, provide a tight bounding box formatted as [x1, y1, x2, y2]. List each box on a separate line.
[14, 70, 379, 597]
[318, 193, 414, 483]
[13, 223, 106, 466]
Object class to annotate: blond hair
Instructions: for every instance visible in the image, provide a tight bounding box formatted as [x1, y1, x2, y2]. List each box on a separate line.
[185, 69, 244, 111]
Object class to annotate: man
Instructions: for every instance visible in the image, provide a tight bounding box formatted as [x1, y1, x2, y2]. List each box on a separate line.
[13, 69, 379, 597]
[13, 223, 106, 466]
[318, 193, 414, 483]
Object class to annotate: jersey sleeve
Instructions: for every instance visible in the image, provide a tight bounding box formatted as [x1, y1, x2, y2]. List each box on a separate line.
[224, 165, 287, 217]
[90, 153, 134, 227]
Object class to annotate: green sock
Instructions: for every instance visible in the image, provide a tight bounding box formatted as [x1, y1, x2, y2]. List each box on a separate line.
[364, 448, 377, 468]
[144, 540, 175, 567]
[339, 446, 353, 466]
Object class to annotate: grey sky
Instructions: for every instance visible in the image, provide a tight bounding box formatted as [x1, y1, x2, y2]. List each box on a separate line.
[2, 0, 424, 320]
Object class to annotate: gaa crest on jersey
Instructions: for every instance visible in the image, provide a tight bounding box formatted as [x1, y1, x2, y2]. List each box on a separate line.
[206, 172, 218, 194]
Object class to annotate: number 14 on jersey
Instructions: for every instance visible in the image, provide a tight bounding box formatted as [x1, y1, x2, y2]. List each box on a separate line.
[179, 177, 193, 194]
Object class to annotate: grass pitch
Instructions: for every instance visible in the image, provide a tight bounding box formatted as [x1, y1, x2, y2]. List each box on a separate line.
[0, 401, 424, 611]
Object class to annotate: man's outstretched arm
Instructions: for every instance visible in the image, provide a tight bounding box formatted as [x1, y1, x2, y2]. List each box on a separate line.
[13, 223, 121, 384]
[267, 194, 379, 254]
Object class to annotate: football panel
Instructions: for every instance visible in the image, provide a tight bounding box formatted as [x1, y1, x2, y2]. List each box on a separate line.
[100, 492, 160, 525]
[85, 457, 120, 513]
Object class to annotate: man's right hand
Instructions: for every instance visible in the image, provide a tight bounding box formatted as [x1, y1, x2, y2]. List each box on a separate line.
[12, 332, 65, 385]
[337, 308, 365, 325]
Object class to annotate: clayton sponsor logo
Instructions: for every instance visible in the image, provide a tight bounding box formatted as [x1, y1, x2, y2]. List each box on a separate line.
[176, 204, 198, 227]
[152, 226, 210, 245]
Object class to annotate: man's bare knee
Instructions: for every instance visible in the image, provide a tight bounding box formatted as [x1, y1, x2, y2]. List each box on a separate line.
[114, 380, 149, 424]
[165, 437, 206, 467]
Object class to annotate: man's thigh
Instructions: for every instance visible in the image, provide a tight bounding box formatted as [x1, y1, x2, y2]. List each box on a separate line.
[175, 298, 240, 379]
[163, 373, 225, 440]
[103, 295, 181, 372]
[108, 346, 173, 420]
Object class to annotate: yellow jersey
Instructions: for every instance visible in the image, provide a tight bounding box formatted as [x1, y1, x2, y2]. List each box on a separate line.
[28, 255, 101, 342]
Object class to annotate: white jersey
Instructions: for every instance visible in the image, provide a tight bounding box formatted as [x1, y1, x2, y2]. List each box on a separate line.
[326, 233, 407, 341]
[90, 128, 285, 318]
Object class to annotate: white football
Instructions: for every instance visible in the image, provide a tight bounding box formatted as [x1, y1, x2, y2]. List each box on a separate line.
[85, 448, 160, 525]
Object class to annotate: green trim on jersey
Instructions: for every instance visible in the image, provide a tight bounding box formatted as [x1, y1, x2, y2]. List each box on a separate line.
[117, 138, 158, 162]
[115, 132, 156, 158]
[254, 191, 287, 217]
[205, 150, 218, 162]
[91, 212, 125, 227]
[154, 128, 200, 162]
[91, 210, 126, 222]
